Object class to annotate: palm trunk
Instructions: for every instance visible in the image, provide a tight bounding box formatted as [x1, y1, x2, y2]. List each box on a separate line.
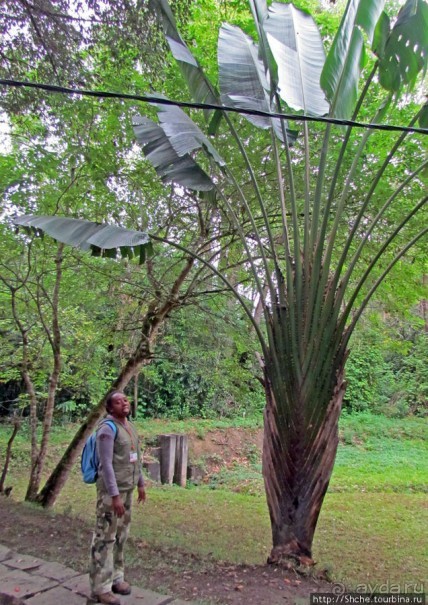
[263, 361, 346, 565]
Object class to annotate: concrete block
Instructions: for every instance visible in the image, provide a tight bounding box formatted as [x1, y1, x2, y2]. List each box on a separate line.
[143, 461, 161, 482]
[26, 585, 87, 605]
[0, 545, 12, 562]
[31, 560, 80, 582]
[187, 465, 205, 484]
[120, 585, 172, 605]
[3, 554, 42, 571]
[63, 573, 91, 598]
[160, 434, 177, 485]
[0, 567, 57, 598]
[174, 435, 188, 488]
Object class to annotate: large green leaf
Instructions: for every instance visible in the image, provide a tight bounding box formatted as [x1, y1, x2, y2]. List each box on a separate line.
[14, 216, 152, 263]
[377, 0, 428, 92]
[218, 23, 296, 142]
[263, 3, 329, 116]
[248, 0, 278, 91]
[420, 103, 428, 129]
[150, 0, 219, 121]
[321, 0, 384, 118]
[372, 11, 390, 59]
[133, 115, 214, 191]
[154, 104, 225, 166]
[219, 25, 275, 128]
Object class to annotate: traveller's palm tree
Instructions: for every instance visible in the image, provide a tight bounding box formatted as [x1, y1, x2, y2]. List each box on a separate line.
[16, 0, 428, 563]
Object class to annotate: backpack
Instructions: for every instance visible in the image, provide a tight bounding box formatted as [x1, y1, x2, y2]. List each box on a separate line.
[81, 419, 117, 484]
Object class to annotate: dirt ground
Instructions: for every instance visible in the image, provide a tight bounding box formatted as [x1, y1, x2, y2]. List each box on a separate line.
[0, 428, 335, 604]
[0, 496, 334, 605]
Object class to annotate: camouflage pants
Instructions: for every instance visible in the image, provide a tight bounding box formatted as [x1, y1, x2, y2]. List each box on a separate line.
[89, 489, 133, 596]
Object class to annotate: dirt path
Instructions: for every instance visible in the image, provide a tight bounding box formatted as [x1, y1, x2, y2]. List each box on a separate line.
[0, 496, 334, 604]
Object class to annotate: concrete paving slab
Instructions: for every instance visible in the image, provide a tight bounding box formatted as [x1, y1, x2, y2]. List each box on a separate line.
[31, 560, 80, 582]
[0, 546, 201, 605]
[0, 545, 12, 562]
[120, 586, 172, 604]
[0, 593, 26, 605]
[0, 563, 12, 573]
[0, 567, 57, 598]
[63, 573, 91, 598]
[2, 554, 42, 571]
[26, 585, 87, 605]
[63, 573, 92, 598]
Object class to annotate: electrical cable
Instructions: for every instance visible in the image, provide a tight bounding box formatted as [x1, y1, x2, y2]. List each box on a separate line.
[1, 78, 427, 135]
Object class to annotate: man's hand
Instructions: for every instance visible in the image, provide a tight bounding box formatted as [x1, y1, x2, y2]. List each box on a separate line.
[137, 486, 146, 504]
[112, 495, 125, 517]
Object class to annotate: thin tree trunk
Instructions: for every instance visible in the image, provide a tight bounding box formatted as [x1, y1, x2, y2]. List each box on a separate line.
[132, 371, 139, 418]
[0, 419, 20, 493]
[26, 244, 64, 501]
[9, 286, 39, 491]
[263, 363, 347, 565]
[37, 256, 195, 508]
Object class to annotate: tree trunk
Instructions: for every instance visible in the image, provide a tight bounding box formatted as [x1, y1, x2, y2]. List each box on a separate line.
[9, 285, 39, 498]
[263, 363, 347, 565]
[0, 420, 20, 494]
[26, 244, 64, 502]
[36, 255, 195, 508]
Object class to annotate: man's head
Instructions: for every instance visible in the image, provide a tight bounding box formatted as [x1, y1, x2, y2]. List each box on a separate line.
[105, 390, 130, 417]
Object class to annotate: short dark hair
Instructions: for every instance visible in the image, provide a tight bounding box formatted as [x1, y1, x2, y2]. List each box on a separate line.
[105, 390, 124, 412]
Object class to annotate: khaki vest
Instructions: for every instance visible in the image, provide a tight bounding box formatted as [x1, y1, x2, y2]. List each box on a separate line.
[98, 417, 141, 493]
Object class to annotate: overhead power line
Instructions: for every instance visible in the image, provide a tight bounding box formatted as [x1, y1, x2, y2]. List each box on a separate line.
[1, 78, 427, 135]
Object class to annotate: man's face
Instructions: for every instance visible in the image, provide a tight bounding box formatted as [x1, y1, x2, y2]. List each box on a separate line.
[109, 393, 130, 418]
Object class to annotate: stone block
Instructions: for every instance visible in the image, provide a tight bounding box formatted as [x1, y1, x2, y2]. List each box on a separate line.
[187, 465, 205, 483]
[0, 567, 57, 598]
[0, 545, 12, 562]
[3, 554, 42, 571]
[63, 573, 91, 598]
[143, 461, 161, 482]
[31, 560, 80, 582]
[120, 585, 172, 605]
[160, 434, 177, 485]
[174, 435, 188, 488]
[26, 585, 86, 605]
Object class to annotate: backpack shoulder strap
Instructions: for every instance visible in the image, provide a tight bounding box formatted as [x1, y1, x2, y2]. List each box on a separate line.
[98, 419, 118, 439]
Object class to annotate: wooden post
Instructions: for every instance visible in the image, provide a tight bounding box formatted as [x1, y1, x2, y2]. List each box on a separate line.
[174, 435, 188, 487]
[159, 434, 176, 484]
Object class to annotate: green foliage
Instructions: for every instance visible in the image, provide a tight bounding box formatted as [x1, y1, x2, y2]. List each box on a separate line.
[344, 342, 392, 413]
[343, 303, 427, 416]
[138, 305, 265, 419]
[385, 334, 428, 417]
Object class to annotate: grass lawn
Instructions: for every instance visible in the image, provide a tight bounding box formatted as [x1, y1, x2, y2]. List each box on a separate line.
[0, 412, 426, 589]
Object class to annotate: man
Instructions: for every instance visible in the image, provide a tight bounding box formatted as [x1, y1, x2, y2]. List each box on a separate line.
[89, 390, 146, 605]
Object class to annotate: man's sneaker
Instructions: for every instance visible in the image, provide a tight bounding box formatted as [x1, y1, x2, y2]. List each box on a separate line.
[94, 592, 121, 605]
[112, 581, 132, 595]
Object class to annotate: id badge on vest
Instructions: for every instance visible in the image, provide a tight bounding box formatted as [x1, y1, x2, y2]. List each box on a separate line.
[130, 451, 138, 463]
